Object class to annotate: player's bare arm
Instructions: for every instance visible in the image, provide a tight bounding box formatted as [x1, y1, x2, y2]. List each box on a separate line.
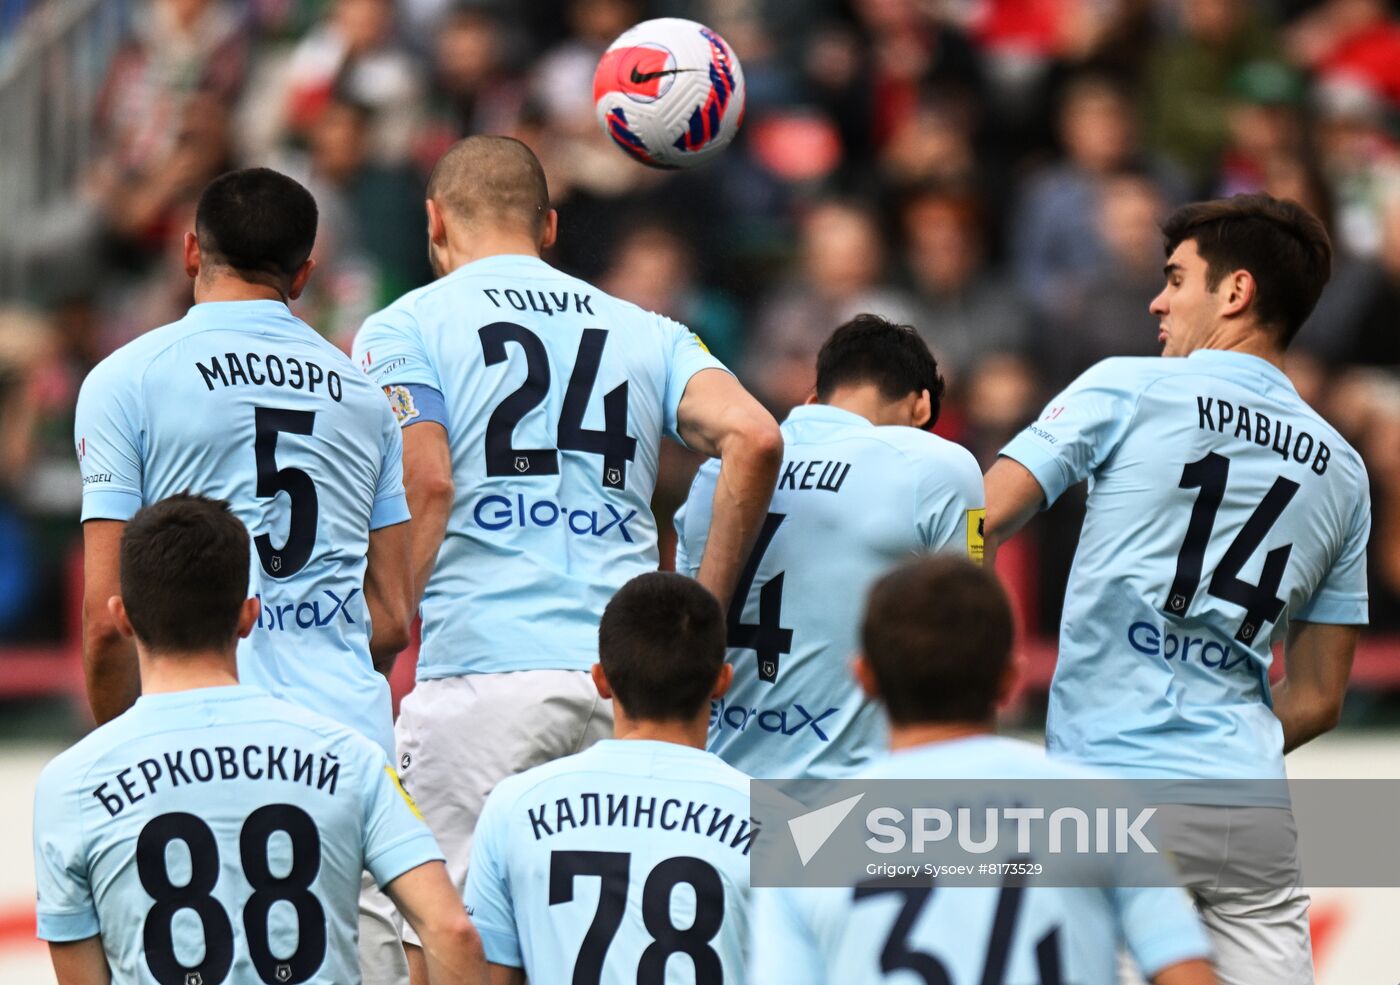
[1153, 958, 1218, 985]
[47, 936, 110, 985]
[81, 519, 139, 724]
[983, 456, 1046, 559]
[1272, 620, 1358, 753]
[385, 860, 487, 985]
[487, 966, 524, 985]
[400, 420, 454, 607]
[364, 520, 413, 674]
[675, 368, 783, 607]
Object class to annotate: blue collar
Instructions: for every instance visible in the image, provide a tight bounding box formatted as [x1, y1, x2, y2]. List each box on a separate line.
[783, 404, 874, 428]
[1185, 349, 1294, 390]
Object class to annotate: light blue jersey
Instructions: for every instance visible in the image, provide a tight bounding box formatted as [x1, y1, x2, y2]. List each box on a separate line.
[75, 300, 409, 756]
[751, 735, 1211, 985]
[353, 255, 727, 677]
[33, 685, 442, 985]
[1000, 351, 1370, 781]
[675, 404, 984, 779]
[464, 740, 752, 983]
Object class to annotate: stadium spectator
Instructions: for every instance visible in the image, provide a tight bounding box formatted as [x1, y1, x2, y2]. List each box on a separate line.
[1143, 0, 1280, 182]
[746, 199, 921, 411]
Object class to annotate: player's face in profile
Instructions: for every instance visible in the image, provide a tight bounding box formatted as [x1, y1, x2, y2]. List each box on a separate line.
[1149, 238, 1217, 358]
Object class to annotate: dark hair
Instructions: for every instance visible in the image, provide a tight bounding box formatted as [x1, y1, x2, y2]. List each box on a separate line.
[120, 494, 251, 653]
[1161, 193, 1332, 346]
[861, 555, 1014, 725]
[815, 314, 945, 429]
[195, 168, 318, 288]
[599, 572, 725, 721]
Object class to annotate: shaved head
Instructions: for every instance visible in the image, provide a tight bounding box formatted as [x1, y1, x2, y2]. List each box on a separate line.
[427, 135, 550, 236]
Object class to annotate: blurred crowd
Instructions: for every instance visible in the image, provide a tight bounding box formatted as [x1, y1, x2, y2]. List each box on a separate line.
[0, 0, 1398, 644]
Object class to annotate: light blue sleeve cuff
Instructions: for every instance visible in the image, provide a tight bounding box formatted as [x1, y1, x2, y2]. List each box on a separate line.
[80, 488, 142, 522]
[1132, 928, 1212, 979]
[367, 830, 445, 889]
[370, 492, 411, 530]
[997, 436, 1073, 508]
[1294, 593, 1369, 625]
[36, 907, 100, 942]
[475, 922, 523, 967]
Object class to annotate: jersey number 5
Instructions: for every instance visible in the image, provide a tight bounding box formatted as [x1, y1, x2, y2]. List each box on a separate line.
[1163, 452, 1299, 642]
[480, 323, 637, 489]
[253, 406, 319, 579]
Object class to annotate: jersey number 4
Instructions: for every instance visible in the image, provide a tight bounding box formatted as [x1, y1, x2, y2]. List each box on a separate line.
[480, 323, 637, 489]
[727, 512, 794, 683]
[136, 805, 325, 985]
[550, 850, 725, 985]
[1164, 452, 1300, 642]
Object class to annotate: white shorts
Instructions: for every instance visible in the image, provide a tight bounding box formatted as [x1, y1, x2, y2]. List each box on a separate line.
[1120, 804, 1313, 985]
[394, 670, 614, 945]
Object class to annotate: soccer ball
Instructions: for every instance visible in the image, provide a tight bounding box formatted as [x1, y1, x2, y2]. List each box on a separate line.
[593, 17, 746, 170]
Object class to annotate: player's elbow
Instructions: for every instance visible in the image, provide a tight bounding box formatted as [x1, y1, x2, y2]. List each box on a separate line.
[414, 471, 456, 516]
[369, 618, 411, 672]
[1312, 691, 1345, 735]
[727, 413, 784, 475]
[421, 909, 485, 971]
[82, 594, 124, 661]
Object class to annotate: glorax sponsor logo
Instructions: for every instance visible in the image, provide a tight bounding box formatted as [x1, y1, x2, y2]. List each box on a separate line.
[710, 698, 839, 740]
[473, 494, 638, 542]
[256, 588, 359, 632]
[1127, 620, 1252, 671]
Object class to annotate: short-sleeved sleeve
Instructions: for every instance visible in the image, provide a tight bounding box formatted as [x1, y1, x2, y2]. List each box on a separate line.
[673, 459, 720, 577]
[370, 400, 411, 530]
[749, 887, 828, 985]
[1296, 483, 1371, 625]
[75, 359, 144, 522]
[1112, 884, 1211, 978]
[354, 305, 441, 391]
[463, 791, 522, 967]
[32, 763, 99, 942]
[660, 316, 730, 443]
[914, 443, 986, 560]
[360, 750, 444, 889]
[998, 359, 1145, 508]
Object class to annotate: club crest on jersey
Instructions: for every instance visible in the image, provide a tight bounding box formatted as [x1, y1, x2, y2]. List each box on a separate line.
[186, 975, 203, 985]
[606, 467, 622, 486]
[515, 456, 530, 473]
[275, 965, 292, 983]
[384, 384, 420, 425]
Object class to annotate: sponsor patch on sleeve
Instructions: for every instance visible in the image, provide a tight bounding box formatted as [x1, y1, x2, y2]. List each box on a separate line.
[385, 766, 424, 820]
[966, 508, 986, 564]
[384, 384, 420, 426]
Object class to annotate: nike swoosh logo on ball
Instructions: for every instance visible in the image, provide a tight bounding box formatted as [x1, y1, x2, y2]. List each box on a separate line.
[630, 67, 689, 83]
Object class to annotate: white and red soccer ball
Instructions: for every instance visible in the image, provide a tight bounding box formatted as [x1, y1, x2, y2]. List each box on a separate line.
[592, 17, 746, 169]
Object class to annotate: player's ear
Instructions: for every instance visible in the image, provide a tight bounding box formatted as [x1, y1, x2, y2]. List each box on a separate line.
[912, 388, 933, 429]
[540, 209, 559, 251]
[108, 596, 135, 640]
[1221, 268, 1255, 318]
[852, 654, 880, 701]
[287, 258, 316, 301]
[183, 232, 201, 281]
[803, 390, 819, 406]
[711, 662, 734, 699]
[426, 198, 447, 245]
[236, 597, 261, 639]
[590, 662, 614, 700]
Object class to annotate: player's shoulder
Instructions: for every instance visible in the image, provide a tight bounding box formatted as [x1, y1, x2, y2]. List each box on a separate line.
[81, 316, 195, 393]
[1070, 355, 1178, 393]
[860, 735, 1107, 782]
[868, 425, 979, 468]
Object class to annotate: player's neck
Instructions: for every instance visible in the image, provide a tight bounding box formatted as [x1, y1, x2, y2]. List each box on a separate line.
[138, 648, 240, 696]
[192, 272, 289, 306]
[1190, 324, 1285, 370]
[611, 712, 709, 749]
[434, 227, 541, 275]
[887, 721, 995, 751]
[818, 386, 911, 427]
